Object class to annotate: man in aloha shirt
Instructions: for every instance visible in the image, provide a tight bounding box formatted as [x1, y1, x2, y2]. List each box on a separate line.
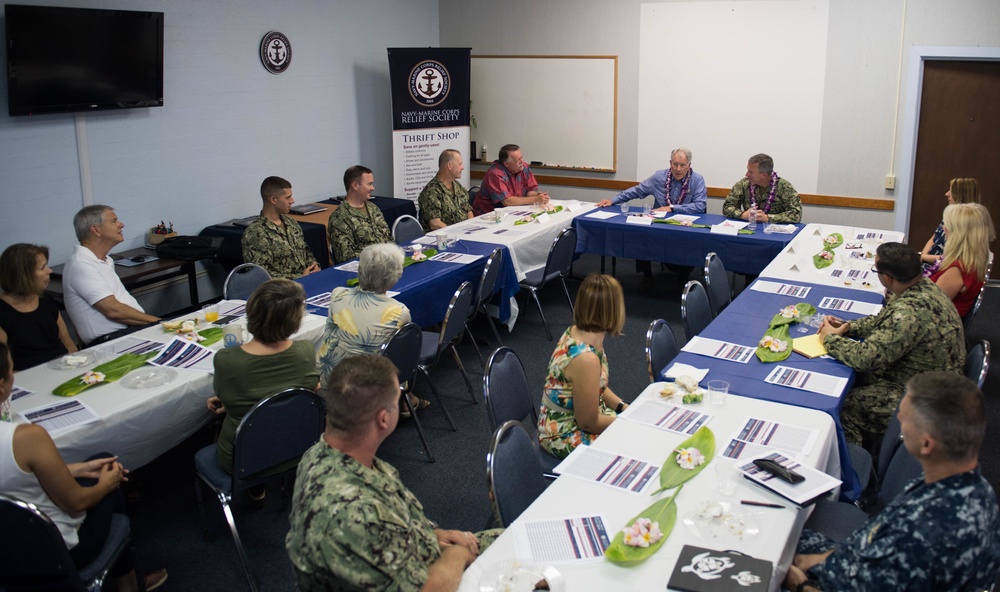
[784, 372, 1000, 592]
[241, 176, 321, 279]
[286, 354, 501, 592]
[471, 143, 550, 215]
[418, 149, 473, 232]
[327, 165, 393, 263]
[723, 153, 802, 223]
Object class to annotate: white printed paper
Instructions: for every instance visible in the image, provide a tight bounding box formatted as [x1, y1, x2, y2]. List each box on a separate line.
[584, 210, 618, 220]
[827, 268, 873, 282]
[625, 215, 653, 226]
[751, 281, 812, 298]
[620, 400, 713, 435]
[817, 296, 882, 315]
[710, 224, 738, 236]
[307, 292, 333, 308]
[491, 228, 527, 237]
[428, 252, 483, 265]
[220, 302, 246, 317]
[516, 516, 611, 563]
[681, 336, 756, 364]
[22, 399, 100, 434]
[717, 220, 748, 230]
[663, 363, 709, 383]
[740, 452, 841, 507]
[148, 337, 216, 372]
[729, 417, 818, 457]
[668, 214, 700, 223]
[11, 385, 32, 401]
[764, 365, 847, 398]
[99, 337, 166, 356]
[554, 447, 660, 494]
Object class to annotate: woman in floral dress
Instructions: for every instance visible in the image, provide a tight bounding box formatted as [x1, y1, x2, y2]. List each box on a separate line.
[538, 273, 629, 459]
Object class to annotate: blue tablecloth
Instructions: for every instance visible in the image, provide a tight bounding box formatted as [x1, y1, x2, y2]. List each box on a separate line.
[573, 211, 802, 275]
[296, 240, 519, 328]
[662, 278, 886, 501]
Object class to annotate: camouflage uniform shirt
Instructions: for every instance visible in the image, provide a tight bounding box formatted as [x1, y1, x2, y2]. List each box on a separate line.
[722, 177, 802, 223]
[327, 202, 392, 263]
[417, 176, 472, 231]
[240, 213, 317, 279]
[823, 278, 965, 443]
[285, 441, 441, 591]
[798, 467, 1000, 591]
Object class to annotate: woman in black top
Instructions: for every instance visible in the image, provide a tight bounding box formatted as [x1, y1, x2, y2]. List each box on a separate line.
[0, 244, 78, 370]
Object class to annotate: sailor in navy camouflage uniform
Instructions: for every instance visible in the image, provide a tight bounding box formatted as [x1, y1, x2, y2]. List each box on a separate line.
[784, 372, 1000, 591]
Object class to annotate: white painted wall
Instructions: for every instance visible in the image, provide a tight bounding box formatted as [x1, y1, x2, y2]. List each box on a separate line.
[442, 0, 1000, 229]
[0, 0, 439, 266]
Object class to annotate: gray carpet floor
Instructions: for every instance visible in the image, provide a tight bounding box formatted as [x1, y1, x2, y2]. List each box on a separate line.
[120, 253, 1000, 591]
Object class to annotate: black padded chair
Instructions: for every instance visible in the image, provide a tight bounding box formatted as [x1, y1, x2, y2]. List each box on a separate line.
[466, 248, 505, 366]
[486, 421, 550, 527]
[482, 347, 560, 473]
[962, 255, 992, 335]
[703, 252, 732, 318]
[680, 280, 712, 342]
[391, 214, 424, 245]
[468, 185, 480, 207]
[519, 227, 577, 340]
[418, 282, 478, 406]
[645, 319, 680, 383]
[0, 493, 136, 592]
[194, 388, 325, 592]
[965, 339, 991, 389]
[223, 263, 271, 300]
[381, 322, 446, 462]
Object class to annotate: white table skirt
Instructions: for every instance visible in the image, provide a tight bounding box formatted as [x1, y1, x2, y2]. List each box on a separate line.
[460, 382, 839, 592]
[9, 301, 327, 469]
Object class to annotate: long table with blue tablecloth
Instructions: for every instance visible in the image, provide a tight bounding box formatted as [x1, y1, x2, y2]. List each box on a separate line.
[662, 278, 887, 500]
[573, 210, 802, 275]
[296, 240, 519, 328]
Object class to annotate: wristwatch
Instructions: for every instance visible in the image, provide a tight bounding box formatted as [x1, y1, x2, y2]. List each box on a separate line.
[615, 401, 625, 413]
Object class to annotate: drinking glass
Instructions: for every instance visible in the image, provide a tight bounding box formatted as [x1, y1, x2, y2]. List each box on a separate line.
[708, 380, 729, 406]
[715, 460, 739, 496]
[620, 203, 629, 214]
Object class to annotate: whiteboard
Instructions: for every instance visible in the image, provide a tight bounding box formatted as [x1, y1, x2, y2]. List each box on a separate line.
[637, 1, 829, 192]
[470, 55, 617, 172]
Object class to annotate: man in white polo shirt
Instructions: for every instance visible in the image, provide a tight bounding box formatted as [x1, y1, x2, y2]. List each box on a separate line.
[63, 205, 160, 344]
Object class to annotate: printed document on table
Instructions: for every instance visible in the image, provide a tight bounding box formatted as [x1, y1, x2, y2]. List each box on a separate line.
[514, 515, 611, 563]
[740, 452, 840, 507]
[148, 337, 215, 372]
[334, 261, 360, 272]
[751, 280, 812, 298]
[490, 227, 527, 237]
[584, 210, 617, 220]
[681, 336, 756, 364]
[428, 252, 482, 265]
[554, 446, 660, 494]
[717, 219, 748, 229]
[764, 365, 847, 398]
[817, 296, 881, 315]
[22, 399, 100, 434]
[723, 417, 818, 460]
[98, 337, 166, 356]
[11, 385, 33, 401]
[220, 302, 246, 317]
[827, 268, 873, 282]
[668, 214, 700, 223]
[619, 399, 712, 435]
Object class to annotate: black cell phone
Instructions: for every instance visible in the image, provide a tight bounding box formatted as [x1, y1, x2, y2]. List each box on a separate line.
[753, 458, 805, 484]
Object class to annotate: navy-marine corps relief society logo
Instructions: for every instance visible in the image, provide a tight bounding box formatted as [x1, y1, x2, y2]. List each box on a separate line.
[260, 31, 291, 74]
[408, 61, 450, 107]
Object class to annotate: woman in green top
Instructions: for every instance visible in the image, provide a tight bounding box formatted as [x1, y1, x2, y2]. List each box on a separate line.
[207, 279, 319, 485]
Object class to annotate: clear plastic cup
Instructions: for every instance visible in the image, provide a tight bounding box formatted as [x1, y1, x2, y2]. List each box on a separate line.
[708, 380, 729, 406]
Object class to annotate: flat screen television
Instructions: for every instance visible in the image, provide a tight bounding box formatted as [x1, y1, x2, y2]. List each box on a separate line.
[5, 4, 164, 116]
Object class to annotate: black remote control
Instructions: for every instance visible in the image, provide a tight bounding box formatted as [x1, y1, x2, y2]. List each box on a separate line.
[753, 458, 805, 484]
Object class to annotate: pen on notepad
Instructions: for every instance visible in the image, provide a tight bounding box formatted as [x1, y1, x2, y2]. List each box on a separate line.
[741, 500, 785, 509]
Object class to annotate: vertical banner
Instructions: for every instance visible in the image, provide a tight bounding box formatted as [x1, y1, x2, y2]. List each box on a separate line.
[388, 48, 471, 202]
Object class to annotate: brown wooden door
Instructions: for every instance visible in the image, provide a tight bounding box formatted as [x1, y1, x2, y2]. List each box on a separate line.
[909, 60, 1000, 249]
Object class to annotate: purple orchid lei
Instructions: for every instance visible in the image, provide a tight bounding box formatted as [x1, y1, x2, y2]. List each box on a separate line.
[749, 171, 779, 214]
[665, 168, 692, 206]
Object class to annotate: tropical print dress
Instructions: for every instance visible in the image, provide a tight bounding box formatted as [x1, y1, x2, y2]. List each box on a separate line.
[537, 327, 616, 459]
[316, 286, 410, 389]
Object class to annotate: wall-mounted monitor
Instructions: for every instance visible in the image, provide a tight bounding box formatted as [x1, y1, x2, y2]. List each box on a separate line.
[5, 4, 164, 116]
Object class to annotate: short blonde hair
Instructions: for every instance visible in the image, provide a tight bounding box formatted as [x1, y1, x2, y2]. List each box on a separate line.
[245, 279, 306, 343]
[949, 178, 980, 205]
[942, 203, 995, 283]
[573, 274, 625, 336]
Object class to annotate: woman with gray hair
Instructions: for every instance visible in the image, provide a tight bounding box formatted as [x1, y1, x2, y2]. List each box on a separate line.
[316, 243, 417, 404]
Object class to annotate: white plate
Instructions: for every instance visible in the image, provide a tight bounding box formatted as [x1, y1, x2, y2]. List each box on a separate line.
[682, 501, 760, 544]
[478, 560, 565, 592]
[120, 367, 178, 390]
[46, 350, 101, 371]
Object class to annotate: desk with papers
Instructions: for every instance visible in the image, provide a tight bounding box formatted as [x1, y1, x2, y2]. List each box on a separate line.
[7, 302, 327, 470]
[573, 210, 803, 276]
[460, 383, 838, 592]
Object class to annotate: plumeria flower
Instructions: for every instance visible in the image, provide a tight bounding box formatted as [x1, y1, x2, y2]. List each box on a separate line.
[823, 234, 839, 245]
[180, 331, 206, 343]
[676, 447, 705, 470]
[778, 305, 800, 318]
[81, 371, 106, 385]
[622, 518, 663, 547]
[410, 251, 426, 262]
[819, 250, 834, 260]
[680, 220, 693, 227]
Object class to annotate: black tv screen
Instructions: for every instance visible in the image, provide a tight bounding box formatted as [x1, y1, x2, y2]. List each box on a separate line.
[5, 4, 164, 116]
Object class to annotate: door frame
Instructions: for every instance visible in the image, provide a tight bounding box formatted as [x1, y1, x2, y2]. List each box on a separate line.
[896, 46, 1000, 234]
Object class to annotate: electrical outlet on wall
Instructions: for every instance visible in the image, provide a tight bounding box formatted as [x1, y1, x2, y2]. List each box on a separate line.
[885, 175, 896, 190]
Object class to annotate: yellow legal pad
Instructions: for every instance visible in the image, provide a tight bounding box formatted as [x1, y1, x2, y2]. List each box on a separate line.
[793, 334, 828, 358]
